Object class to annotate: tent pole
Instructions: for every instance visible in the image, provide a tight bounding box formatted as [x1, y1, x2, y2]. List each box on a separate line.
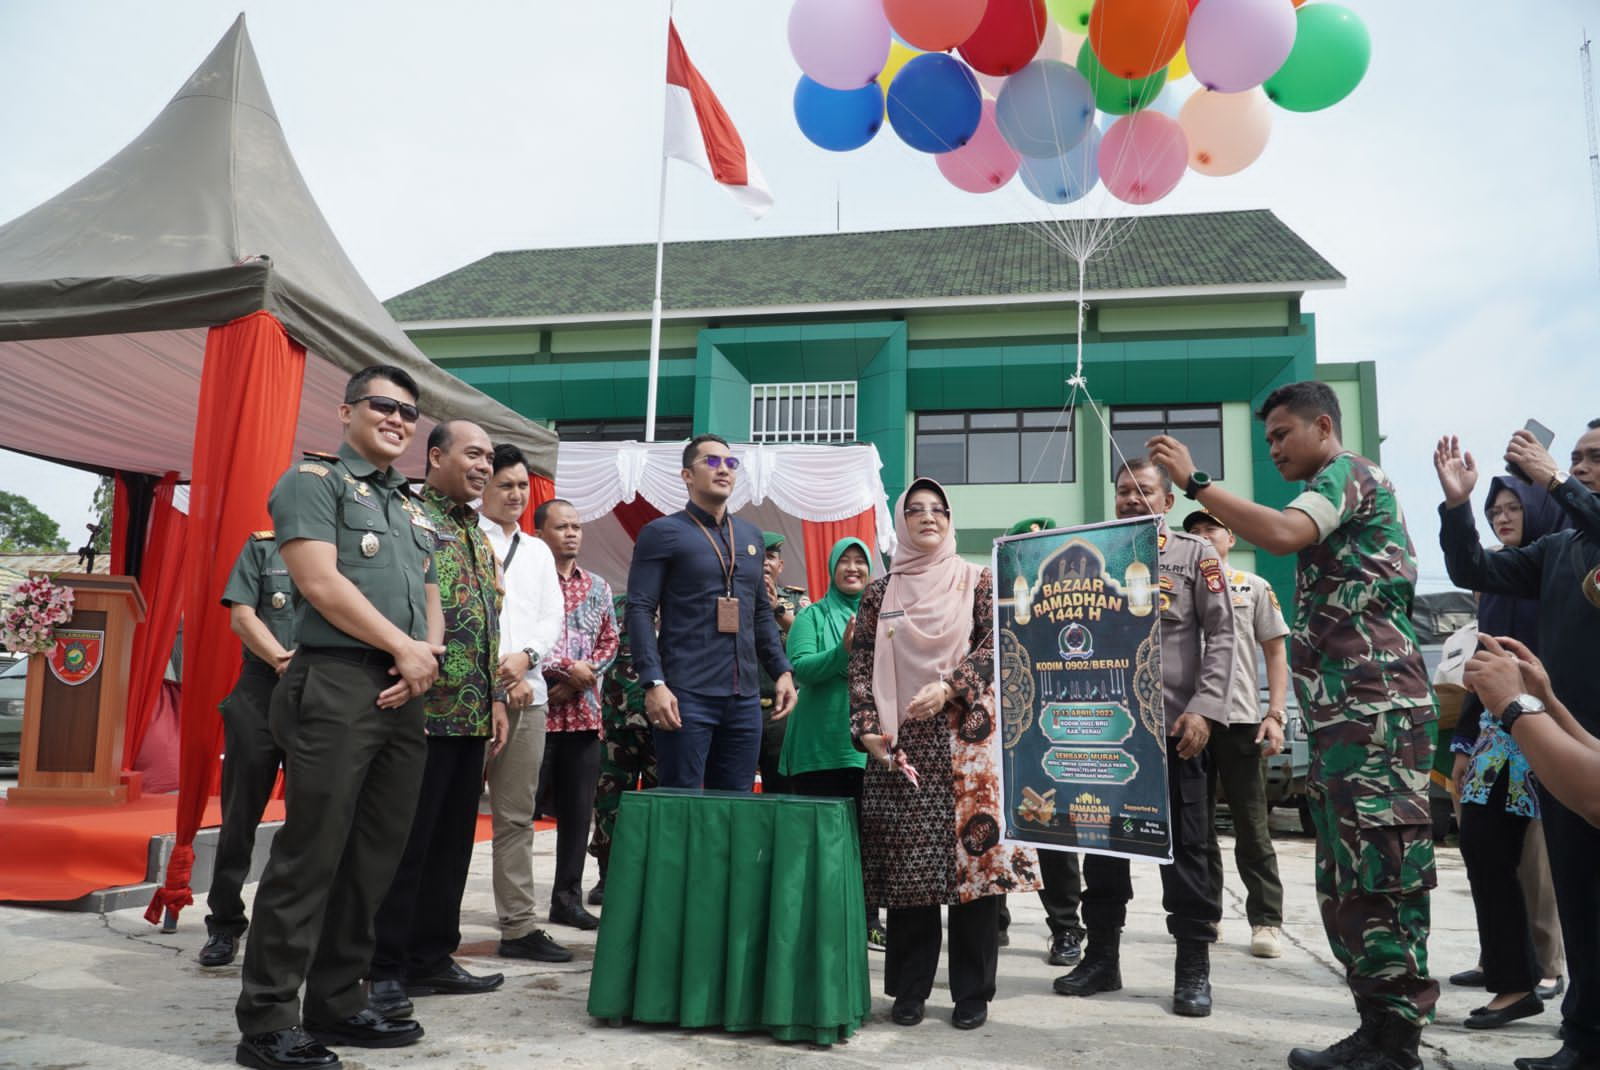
[645, 0, 676, 444]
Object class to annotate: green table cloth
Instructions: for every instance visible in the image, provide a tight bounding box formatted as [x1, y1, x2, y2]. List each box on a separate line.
[586, 788, 871, 1045]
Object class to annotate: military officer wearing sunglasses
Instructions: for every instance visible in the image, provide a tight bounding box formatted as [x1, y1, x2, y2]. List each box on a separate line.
[626, 433, 796, 790]
[235, 365, 447, 1070]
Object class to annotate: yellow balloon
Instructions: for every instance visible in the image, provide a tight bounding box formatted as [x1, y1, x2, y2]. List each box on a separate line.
[879, 41, 920, 89]
[1168, 43, 1190, 81]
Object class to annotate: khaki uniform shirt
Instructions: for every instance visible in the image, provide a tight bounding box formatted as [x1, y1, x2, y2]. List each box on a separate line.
[1157, 525, 1236, 729]
[267, 442, 437, 649]
[1221, 567, 1289, 726]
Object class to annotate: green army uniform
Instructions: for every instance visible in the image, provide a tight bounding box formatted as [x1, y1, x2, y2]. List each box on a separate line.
[236, 443, 439, 1035]
[205, 532, 297, 942]
[1287, 451, 1439, 1029]
[588, 594, 656, 879]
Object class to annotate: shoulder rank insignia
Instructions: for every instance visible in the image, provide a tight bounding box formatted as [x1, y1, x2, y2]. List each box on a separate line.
[303, 450, 339, 462]
[298, 462, 330, 477]
[251, 530, 275, 541]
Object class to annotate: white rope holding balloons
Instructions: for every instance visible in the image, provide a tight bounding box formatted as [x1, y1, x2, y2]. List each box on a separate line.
[788, 0, 1373, 481]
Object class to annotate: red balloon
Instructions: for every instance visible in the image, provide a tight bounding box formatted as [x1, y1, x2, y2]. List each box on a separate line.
[883, 0, 987, 53]
[1088, 0, 1190, 80]
[958, 0, 1048, 77]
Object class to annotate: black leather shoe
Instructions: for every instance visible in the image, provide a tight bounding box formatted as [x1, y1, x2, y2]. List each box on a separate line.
[1514, 1046, 1600, 1070]
[1449, 967, 1487, 987]
[304, 1009, 424, 1049]
[1466, 992, 1543, 1030]
[1048, 930, 1083, 967]
[366, 979, 413, 1019]
[405, 960, 505, 996]
[890, 997, 925, 1026]
[235, 1026, 339, 1069]
[1537, 977, 1566, 1001]
[200, 931, 240, 967]
[951, 1000, 988, 1030]
[550, 902, 600, 931]
[497, 929, 573, 963]
[587, 879, 605, 907]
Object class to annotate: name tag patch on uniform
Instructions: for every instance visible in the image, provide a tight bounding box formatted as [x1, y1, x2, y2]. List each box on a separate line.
[349, 488, 381, 512]
[1199, 557, 1224, 594]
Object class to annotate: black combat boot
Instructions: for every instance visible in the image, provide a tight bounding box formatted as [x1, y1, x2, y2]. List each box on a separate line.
[1348, 1013, 1423, 1070]
[1172, 939, 1212, 1017]
[1052, 927, 1121, 996]
[1287, 1001, 1384, 1070]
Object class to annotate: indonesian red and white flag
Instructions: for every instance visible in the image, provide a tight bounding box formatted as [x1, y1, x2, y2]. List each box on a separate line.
[664, 20, 772, 219]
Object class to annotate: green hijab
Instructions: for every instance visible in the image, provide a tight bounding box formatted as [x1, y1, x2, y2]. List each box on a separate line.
[810, 536, 871, 646]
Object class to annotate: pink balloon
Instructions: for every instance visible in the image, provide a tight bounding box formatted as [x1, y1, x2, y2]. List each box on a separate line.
[1185, 0, 1298, 93]
[937, 100, 1021, 193]
[1099, 111, 1188, 204]
[788, 0, 892, 90]
[1177, 87, 1271, 176]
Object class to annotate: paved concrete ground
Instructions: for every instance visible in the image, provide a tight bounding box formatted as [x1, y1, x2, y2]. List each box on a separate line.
[0, 808, 1567, 1070]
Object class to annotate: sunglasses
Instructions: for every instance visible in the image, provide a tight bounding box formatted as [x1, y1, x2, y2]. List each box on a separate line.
[697, 455, 741, 471]
[904, 504, 950, 518]
[350, 395, 420, 423]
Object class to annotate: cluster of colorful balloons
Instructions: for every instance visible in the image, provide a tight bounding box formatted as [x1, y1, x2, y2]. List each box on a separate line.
[788, 0, 1370, 205]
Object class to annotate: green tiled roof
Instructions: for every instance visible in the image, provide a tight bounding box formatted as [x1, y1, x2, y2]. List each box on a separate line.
[385, 209, 1341, 323]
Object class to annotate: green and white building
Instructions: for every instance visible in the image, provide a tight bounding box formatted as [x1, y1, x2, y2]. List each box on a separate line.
[387, 209, 1375, 600]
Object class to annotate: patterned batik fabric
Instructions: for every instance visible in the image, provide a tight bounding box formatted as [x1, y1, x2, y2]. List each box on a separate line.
[419, 487, 501, 737]
[849, 568, 1040, 907]
[1306, 706, 1440, 1025]
[1459, 712, 1540, 818]
[1286, 452, 1437, 730]
[544, 567, 619, 734]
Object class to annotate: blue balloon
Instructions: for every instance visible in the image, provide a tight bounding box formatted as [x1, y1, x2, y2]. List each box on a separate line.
[1018, 126, 1102, 204]
[995, 60, 1094, 159]
[794, 75, 883, 152]
[886, 53, 982, 154]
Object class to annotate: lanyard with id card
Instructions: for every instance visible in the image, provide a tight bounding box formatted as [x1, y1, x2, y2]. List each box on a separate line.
[691, 513, 741, 634]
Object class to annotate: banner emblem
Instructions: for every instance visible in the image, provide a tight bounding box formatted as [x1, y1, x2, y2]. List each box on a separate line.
[49, 628, 104, 686]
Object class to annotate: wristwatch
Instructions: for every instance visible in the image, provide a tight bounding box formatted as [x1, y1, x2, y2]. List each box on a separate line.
[1184, 470, 1212, 500]
[1500, 692, 1547, 734]
[645, 679, 666, 690]
[1547, 470, 1570, 493]
[522, 646, 539, 665]
[1266, 708, 1287, 725]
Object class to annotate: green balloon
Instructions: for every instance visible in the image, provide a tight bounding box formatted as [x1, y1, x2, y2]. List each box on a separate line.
[1046, 0, 1094, 33]
[1076, 39, 1166, 116]
[1263, 4, 1372, 113]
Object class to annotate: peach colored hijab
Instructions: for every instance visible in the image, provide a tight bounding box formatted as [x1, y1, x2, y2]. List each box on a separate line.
[871, 478, 983, 740]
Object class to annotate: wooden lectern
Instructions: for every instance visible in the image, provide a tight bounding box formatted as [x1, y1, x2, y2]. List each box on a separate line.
[8, 574, 147, 807]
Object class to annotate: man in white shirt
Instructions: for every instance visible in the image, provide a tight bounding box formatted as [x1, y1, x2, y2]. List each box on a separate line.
[479, 444, 569, 963]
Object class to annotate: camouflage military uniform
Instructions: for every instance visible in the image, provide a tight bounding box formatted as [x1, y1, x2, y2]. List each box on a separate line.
[1288, 451, 1438, 1026]
[588, 595, 656, 873]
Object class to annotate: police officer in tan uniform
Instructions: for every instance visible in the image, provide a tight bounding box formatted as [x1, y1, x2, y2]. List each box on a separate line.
[1055, 458, 1235, 1018]
[234, 365, 445, 1070]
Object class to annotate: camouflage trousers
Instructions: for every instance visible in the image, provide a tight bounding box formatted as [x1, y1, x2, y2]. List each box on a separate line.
[1306, 706, 1440, 1026]
[586, 709, 657, 873]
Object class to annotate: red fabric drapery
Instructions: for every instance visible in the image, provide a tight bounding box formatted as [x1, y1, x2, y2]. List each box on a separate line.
[518, 473, 556, 535]
[612, 497, 665, 540]
[123, 474, 186, 771]
[111, 474, 131, 575]
[147, 311, 305, 926]
[801, 508, 879, 604]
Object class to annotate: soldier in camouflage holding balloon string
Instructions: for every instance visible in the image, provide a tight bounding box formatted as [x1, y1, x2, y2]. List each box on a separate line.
[1149, 380, 1437, 1070]
[586, 592, 657, 903]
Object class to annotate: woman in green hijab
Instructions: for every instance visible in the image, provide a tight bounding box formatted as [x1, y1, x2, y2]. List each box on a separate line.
[780, 536, 882, 946]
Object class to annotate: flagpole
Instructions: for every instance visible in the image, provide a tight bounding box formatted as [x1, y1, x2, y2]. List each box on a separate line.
[645, 0, 675, 444]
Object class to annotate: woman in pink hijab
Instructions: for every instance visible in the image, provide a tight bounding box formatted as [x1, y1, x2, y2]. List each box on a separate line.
[850, 478, 1040, 1032]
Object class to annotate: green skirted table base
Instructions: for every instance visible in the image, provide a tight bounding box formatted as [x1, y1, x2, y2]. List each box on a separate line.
[586, 788, 871, 1044]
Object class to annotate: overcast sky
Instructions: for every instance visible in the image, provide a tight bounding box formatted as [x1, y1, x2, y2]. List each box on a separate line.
[2, 1, 1597, 587]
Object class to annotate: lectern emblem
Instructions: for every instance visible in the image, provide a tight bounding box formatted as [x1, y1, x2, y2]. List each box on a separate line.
[48, 628, 104, 686]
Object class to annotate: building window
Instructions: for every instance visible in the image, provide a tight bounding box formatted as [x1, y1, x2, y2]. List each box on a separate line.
[556, 418, 692, 442]
[1109, 405, 1224, 479]
[914, 410, 1077, 485]
[751, 382, 857, 443]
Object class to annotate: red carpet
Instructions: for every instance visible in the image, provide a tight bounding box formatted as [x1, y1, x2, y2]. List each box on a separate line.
[0, 796, 551, 903]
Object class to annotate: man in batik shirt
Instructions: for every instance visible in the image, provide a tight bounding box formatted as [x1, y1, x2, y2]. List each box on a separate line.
[369, 420, 509, 1018]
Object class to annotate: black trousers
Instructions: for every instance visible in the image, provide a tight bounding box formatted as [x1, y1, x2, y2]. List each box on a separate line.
[1540, 784, 1600, 1056]
[789, 766, 879, 925]
[546, 729, 601, 911]
[1459, 771, 1539, 995]
[235, 654, 426, 1034]
[885, 896, 1001, 1007]
[370, 734, 487, 981]
[757, 703, 793, 794]
[1083, 739, 1220, 942]
[207, 663, 285, 937]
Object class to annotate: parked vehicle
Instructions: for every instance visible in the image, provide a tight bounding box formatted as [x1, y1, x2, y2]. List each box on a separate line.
[0, 656, 27, 769]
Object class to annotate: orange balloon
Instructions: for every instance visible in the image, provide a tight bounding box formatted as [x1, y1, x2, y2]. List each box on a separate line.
[1088, 0, 1189, 80]
[883, 0, 988, 53]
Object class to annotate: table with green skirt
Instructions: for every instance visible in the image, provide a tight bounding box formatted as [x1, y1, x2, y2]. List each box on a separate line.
[586, 788, 872, 1045]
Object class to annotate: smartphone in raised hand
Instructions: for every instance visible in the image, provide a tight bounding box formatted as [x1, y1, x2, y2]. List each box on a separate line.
[1508, 419, 1556, 483]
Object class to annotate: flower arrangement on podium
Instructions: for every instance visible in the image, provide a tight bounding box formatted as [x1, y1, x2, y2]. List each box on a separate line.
[0, 575, 76, 655]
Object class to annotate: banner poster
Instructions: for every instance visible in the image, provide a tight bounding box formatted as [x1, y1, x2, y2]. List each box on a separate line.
[992, 516, 1172, 863]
